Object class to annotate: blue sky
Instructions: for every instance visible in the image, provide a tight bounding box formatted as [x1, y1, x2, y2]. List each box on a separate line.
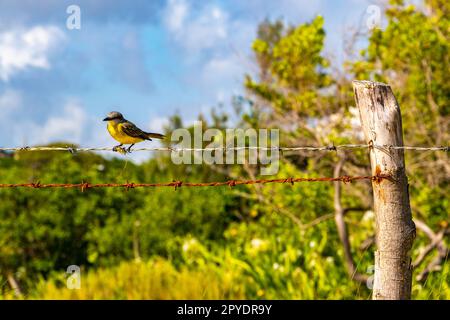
[0, 0, 376, 161]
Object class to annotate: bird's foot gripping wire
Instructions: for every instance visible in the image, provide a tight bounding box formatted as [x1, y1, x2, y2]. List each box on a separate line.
[126, 144, 135, 153]
[112, 145, 127, 155]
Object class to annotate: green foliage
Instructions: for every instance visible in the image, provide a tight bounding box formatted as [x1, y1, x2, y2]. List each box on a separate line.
[29, 258, 246, 299]
[247, 16, 333, 117]
[0, 145, 236, 290]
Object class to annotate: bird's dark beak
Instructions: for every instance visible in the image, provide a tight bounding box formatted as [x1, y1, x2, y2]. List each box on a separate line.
[103, 117, 110, 121]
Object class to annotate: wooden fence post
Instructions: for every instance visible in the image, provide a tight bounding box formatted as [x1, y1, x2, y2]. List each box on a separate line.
[352, 80, 416, 300]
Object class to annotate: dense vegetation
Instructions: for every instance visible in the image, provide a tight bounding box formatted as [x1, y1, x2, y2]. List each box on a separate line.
[0, 0, 448, 299]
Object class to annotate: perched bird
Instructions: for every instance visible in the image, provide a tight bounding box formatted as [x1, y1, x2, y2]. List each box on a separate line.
[103, 111, 165, 152]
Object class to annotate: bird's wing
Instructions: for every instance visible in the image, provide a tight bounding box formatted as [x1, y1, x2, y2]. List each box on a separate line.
[120, 121, 149, 140]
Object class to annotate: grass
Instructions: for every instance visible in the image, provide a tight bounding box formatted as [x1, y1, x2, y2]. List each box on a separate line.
[29, 258, 246, 300]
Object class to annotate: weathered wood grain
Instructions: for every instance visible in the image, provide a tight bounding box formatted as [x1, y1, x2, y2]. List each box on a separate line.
[353, 80, 416, 300]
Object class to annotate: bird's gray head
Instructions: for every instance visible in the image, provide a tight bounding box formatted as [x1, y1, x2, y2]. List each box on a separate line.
[103, 111, 124, 121]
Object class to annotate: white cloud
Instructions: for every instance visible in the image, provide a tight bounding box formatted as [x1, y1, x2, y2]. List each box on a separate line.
[163, 0, 228, 52]
[202, 56, 243, 84]
[164, 0, 189, 32]
[201, 55, 246, 105]
[0, 25, 65, 81]
[0, 97, 88, 147]
[0, 89, 22, 114]
[32, 99, 87, 144]
[149, 116, 169, 134]
[277, 0, 323, 18]
[163, 1, 256, 118]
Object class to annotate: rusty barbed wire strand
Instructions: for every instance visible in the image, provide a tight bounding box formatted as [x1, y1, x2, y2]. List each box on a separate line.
[0, 144, 448, 153]
[0, 174, 391, 190]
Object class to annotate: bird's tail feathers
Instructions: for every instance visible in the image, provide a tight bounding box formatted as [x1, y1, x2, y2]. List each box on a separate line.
[146, 132, 165, 140]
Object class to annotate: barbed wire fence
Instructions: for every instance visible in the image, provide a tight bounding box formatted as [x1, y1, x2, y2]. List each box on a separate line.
[0, 175, 392, 190]
[0, 143, 447, 190]
[0, 144, 448, 153]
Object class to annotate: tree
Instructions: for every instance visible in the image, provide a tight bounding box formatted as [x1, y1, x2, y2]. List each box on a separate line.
[243, 0, 449, 290]
[245, 16, 372, 284]
[352, 0, 449, 282]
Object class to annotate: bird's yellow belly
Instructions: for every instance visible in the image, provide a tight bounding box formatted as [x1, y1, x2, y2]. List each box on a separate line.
[107, 123, 143, 144]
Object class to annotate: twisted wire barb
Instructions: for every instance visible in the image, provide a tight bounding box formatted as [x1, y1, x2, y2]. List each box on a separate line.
[0, 174, 391, 190]
[0, 145, 448, 153]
